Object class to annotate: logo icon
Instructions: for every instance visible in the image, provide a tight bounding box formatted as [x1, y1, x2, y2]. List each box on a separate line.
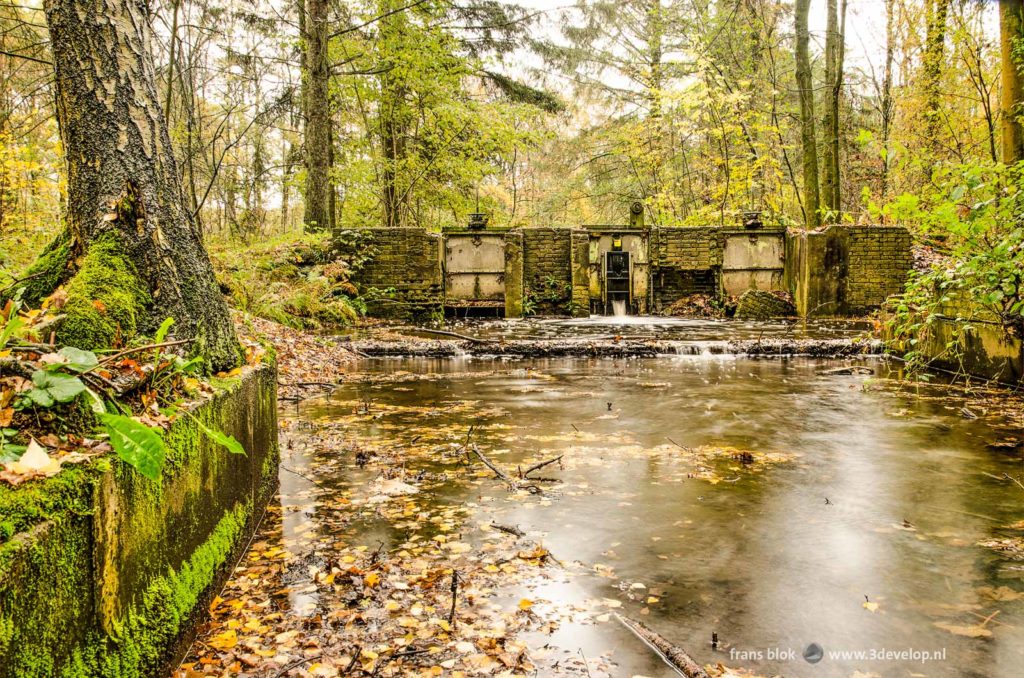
[803, 642, 824, 664]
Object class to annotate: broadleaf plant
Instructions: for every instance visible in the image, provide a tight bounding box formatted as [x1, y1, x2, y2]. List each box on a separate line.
[99, 413, 166, 481]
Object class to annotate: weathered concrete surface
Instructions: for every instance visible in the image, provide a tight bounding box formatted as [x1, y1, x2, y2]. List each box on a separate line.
[788, 226, 912, 317]
[0, 364, 278, 678]
[353, 337, 884, 358]
[888, 301, 1024, 383]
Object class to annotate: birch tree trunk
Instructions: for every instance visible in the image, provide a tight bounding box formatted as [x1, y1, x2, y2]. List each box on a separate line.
[27, 0, 240, 370]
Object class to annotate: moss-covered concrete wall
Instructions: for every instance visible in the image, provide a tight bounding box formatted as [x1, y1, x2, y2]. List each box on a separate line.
[0, 364, 278, 678]
[521, 227, 574, 315]
[339, 228, 444, 320]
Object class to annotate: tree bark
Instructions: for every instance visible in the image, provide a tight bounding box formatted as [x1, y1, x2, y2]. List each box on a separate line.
[39, 0, 239, 370]
[795, 0, 820, 229]
[923, 0, 950, 157]
[303, 0, 333, 232]
[881, 0, 895, 198]
[1001, 0, 1024, 163]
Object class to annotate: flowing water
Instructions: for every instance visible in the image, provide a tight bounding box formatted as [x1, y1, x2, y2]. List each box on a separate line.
[277, 354, 1024, 677]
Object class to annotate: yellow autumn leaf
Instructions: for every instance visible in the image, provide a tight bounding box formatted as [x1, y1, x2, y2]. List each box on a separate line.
[862, 601, 879, 612]
[365, 572, 381, 587]
[518, 598, 534, 610]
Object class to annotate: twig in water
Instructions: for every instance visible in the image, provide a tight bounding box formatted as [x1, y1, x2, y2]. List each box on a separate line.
[615, 613, 711, 678]
[492, 522, 525, 537]
[281, 465, 329, 490]
[448, 570, 459, 628]
[521, 454, 564, 478]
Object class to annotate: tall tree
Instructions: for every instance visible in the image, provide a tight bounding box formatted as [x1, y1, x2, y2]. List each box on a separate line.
[923, 0, 951, 156]
[880, 0, 896, 198]
[27, 0, 240, 369]
[794, 0, 820, 228]
[821, 0, 847, 219]
[1000, 0, 1024, 163]
[303, 0, 334, 232]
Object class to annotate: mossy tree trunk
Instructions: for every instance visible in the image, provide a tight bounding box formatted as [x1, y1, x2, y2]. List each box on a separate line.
[33, 0, 240, 370]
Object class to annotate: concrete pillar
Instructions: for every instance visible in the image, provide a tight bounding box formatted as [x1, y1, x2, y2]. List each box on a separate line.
[504, 229, 524, 318]
[570, 229, 590, 317]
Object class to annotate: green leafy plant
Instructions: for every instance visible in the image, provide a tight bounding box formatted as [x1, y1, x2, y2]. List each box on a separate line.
[99, 413, 166, 481]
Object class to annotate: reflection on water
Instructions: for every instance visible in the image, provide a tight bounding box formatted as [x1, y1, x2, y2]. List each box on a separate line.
[286, 357, 1024, 677]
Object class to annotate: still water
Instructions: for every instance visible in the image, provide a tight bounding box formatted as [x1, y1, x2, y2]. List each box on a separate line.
[287, 355, 1024, 677]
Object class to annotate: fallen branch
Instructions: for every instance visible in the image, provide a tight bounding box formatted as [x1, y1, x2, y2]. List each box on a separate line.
[615, 614, 710, 678]
[521, 454, 563, 478]
[471, 444, 515, 484]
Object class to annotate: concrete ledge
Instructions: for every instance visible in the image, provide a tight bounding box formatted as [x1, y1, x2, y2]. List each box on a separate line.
[0, 363, 279, 677]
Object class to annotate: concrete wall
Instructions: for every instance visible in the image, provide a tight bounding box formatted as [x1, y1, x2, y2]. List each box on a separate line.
[521, 228, 575, 315]
[0, 364, 279, 677]
[789, 225, 912, 316]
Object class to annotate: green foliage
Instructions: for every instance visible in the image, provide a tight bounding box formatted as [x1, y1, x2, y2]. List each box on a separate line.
[99, 413, 166, 481]
[885, 161, 1024, 373]
[18, 371, 86, 409]
[210, 231, 362, 330]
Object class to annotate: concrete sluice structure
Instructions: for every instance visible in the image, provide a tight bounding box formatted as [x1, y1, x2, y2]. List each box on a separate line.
[336, 216, 913, 321]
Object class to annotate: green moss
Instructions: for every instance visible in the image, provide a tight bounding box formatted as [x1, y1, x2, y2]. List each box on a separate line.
[10, 230, 72, 307]
[56, 234, 150, 351]
[65, 501, 250, 678]
[0, 465, 99, 555]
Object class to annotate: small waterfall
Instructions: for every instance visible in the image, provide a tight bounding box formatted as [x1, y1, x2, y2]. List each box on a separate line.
[611, 299, 628, 317]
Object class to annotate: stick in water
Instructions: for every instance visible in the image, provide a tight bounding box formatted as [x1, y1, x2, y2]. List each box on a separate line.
[615, 614, 711, 678]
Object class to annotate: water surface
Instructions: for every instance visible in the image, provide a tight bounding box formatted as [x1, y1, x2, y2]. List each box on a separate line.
[285, 356, 1024, 677]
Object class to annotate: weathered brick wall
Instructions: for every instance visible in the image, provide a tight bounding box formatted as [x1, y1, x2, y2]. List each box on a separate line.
[652, 228, 723, 309]
[522, 228, 573, 314]
[337, 228, 443, 319]
[845, 226, 913, 313]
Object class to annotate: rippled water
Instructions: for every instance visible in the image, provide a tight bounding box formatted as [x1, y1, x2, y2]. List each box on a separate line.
[283, 356, 1024, 677]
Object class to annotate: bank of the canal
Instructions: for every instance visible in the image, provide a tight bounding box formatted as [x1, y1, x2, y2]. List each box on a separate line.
[178, 319, 1024, 678]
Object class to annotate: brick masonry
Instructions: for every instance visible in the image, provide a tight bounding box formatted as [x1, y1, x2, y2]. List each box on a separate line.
[337, 228, 443, 319]
[521, 228, 574, 315]
[845, 226, 914, 313]
[651, 227, 723, 310]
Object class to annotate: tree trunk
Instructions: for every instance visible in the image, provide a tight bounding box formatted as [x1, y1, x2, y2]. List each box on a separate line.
[881, 0, 895, 198]
[923, 0, 950, 157]
[303, 0, 333, 232]
[33, 0, 239, 370]
[821, 0, 839, 218]
[795, 0, 820, 229]
[1001, 0, 1024, 163]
